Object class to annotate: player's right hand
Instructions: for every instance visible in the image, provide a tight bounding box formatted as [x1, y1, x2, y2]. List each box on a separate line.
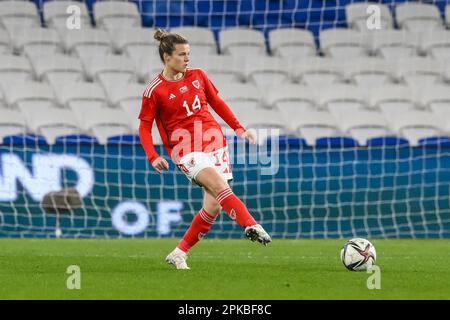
[151, 157, 170, 173]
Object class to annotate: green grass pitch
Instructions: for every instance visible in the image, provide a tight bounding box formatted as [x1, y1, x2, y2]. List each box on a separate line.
[0, 238, 449, 299]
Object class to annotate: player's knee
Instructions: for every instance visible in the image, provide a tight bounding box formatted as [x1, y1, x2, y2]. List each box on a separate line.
[205, 203, 221, 216]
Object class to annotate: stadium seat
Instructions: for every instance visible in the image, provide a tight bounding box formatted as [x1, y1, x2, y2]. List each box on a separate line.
[447, 5, 450, 28]
[106, 82, 143, 110]
[215, 83, 261, 108]
[237, 109, 288, 144]
[387, 111, 444, 146]
[0, 29, 11, 54]
[285, 110, 341, 146]
[290, 57, 344, 87]
[25, 108, 82, 144]
[62, 29, 112, 59]
[345, 2, 393, 31]
[171, 27, 217, 55]
[395, 57, 444, 87]
[420, 30, 450, 60]
[268, 28, 316, 58]
[43, 0, 92, 30]
[0, 54, 34, 87]
[319, 28, 369, 58]
[77, 108, 133, 144]
[3, 82, 59, 114]
[83, 54, 137, 88]
[370, 85, 418, 116]
[0, 1, 41, 30]
[188, 55, 244, 83]
[137, 55, 164, 83]
[219, 28, 266, 57]
[0, 88, 6, 109]
[263, 84, 317, 112]
[395, 3, 444, 32]
[369, 30, 420, 60]
[0, 109, 27, 140]
[242, 56, 290, 88]
[318, 84, 369, 115]
[108, 27, 157, 57]
[93, 1, 141, 30]
[29, 54, 85, 87]
[341, 57, 395, 87]
[419, 85, 450, 119]
[8, 27, 63, 56]
[335, 110, 390, 146]
[57, 82, 108, 113]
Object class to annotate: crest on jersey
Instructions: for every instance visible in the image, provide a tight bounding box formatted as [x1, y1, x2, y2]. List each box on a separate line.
[192, 80, 200, 89]
[179, 85, 188, 93]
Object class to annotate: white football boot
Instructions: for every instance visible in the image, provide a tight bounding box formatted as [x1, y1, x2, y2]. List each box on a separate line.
[245, 224, 272, 246]
[165, 247, 190, 270]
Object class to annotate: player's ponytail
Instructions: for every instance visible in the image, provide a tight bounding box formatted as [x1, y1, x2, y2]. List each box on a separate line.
[154, 28, 188, 63]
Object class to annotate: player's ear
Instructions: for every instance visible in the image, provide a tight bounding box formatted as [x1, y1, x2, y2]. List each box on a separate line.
[163, 52, 170, 64]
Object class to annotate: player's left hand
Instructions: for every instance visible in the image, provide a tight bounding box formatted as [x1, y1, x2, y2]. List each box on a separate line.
[240, 130, 257, 145]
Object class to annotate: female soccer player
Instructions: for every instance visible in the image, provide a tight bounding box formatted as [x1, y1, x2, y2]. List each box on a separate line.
[138, 29, 271, 270]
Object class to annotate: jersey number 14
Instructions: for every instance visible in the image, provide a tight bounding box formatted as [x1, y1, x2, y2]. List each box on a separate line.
[182, 95, 201, 117]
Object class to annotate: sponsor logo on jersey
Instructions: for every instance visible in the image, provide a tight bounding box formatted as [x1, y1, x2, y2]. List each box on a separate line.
[169, 93, 176, 100]
[192, 80, 200, 89]
[179, 85, 188, 93]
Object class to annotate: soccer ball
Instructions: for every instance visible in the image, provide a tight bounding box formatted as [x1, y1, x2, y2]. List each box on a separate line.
[340, 238, 376, 271]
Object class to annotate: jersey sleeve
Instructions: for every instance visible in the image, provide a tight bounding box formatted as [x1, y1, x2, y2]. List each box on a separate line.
[199, 69, 246, 133]
[138, 95, 160, 163]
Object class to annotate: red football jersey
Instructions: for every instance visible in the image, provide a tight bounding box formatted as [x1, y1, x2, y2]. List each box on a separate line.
[138, 68, 245, 163]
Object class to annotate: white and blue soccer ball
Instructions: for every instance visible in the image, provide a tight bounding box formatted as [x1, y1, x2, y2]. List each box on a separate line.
[340, 238, 377, 271]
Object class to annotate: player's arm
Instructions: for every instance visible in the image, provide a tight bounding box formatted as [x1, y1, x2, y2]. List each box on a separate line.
[201, 70, 256, 144]
[138, 95, 169, 173]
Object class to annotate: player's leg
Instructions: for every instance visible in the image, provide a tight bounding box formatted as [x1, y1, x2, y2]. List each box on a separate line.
[195, 167, 272, 245]
[165, 189, 221, 270]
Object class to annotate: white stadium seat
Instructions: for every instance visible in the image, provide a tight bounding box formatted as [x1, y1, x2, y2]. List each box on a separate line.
[370, 85, 418, 116]
[237, 109, 288, 144]
[188, 55, 244, 83]
[8, 27, 63, 56]
[0, 29, 11, 54]
[263, 84, 317, 112]
[29, 54, 85, 87]
[396, 3, 444, 32]
[318, 84, 369, 115]
[57, 82, 108, 112]
[219, 28, 266, 57]
[3, 82, 59, 114]
[336, 110, 390, 146]
[419, 85, 450, 119]
[137, 55, 164, 83]
[216, 83, 261, 106]
[242, 56, 290, 88]
[0, 54, 34, 87]
[106, 82, 143, 110]
[387, 111, 444, 146]
[341, 57, 395, 87]
[93, 1, 141, 30]
[0, 109, 27, 140]
[395, 58, 444, 87]
[171, 27, 217, 55]
[369, 30, 420, 60]
[0, 88, 6, 109]
[108, 27, 157, 56]
[0, 1, 41, 30]
[62, 29, 112, 59]
[268, 28, 316, 58]
[290, 57, 344, 87]
[346, 2, 393, 31]
[83, 54, 137, 88]
[319, 28, 369, 58]
[43, 1, 91, 30]
[26, 108, 81, 144]
[285, 110, 341, 146]
[419, 30, 450, 60]
[77, 108, 133, 144]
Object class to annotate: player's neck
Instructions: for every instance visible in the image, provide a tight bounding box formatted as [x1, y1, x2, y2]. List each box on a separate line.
[162, 67, 185, 81]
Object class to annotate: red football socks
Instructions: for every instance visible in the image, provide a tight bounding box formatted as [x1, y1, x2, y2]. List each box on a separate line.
[178, 208, 217, 253]
[216, 188, 256, 227]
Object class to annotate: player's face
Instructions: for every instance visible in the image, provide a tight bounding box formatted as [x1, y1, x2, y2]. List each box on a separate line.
[166, 44, 190, 73]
